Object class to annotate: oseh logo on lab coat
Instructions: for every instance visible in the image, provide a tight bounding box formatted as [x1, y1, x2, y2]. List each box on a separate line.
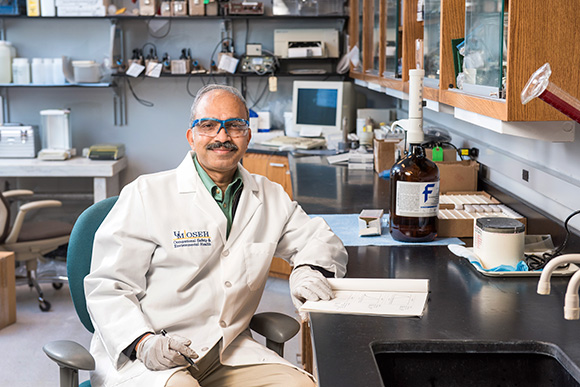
[173, 230, 212, 248]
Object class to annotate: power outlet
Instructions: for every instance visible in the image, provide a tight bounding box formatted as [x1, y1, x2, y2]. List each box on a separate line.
[522, 169, 529, 182]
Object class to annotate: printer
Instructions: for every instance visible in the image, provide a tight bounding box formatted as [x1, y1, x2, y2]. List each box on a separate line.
[274, 28, 340, 59]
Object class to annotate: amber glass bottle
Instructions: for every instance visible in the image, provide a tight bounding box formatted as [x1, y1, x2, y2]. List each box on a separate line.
[389, 144, 440, 242]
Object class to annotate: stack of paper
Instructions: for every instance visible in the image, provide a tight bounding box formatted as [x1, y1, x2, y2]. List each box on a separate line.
[348, 152, 374, 170]
[300, 278, 429, 317]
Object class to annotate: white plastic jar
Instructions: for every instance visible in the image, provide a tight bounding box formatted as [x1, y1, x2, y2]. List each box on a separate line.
[12, 58, 31, 84]
[0, 41, 13, 83]
[473, 217, 525, 269]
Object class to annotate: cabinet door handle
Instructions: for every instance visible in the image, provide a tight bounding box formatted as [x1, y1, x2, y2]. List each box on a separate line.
[269, 163, 286, 168]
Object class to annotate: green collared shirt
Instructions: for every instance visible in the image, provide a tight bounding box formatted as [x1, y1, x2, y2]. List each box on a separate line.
[193, 155, 243, 238]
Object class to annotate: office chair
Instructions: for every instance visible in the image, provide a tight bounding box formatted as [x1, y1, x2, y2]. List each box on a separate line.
[0, 189, 72, 312]
[43, 196, 301, 387]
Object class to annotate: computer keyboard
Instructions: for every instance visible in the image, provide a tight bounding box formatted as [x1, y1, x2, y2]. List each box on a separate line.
[260, 136, 326, 150]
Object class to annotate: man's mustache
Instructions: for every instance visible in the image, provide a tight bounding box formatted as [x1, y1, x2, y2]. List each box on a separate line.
[206, 141, 239, 151]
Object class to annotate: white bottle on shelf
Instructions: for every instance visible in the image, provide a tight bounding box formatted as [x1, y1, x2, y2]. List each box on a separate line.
[43, 58, 54, 84]
[40, 0, 56, 16]
[12, 58, 31, 84]
[52, 57, 65, 84]
[31, 57, 45, 84]
[0, 41, 13, 83]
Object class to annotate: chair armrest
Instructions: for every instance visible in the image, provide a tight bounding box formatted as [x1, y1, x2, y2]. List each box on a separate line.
[43, 340, 95, 371]
[250, 312, 300, 344]
[2, 189, 34, 199]
[5, 200, 63, 244]
[19, 199, 63, 212]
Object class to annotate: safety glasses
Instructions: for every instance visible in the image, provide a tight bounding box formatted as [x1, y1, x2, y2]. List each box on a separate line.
[192, 118, 250, 138]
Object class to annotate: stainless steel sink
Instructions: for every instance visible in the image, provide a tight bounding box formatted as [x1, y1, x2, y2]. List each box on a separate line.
[372, 341, 580, 387]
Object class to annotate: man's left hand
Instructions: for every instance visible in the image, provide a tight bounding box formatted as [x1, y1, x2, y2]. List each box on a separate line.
[289, 266, 334, 312]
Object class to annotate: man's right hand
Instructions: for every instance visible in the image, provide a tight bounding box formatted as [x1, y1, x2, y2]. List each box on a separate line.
[136, 333, 199, 371]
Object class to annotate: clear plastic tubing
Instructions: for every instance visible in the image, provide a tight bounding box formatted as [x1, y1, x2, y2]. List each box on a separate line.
[521, 63, 580, 124]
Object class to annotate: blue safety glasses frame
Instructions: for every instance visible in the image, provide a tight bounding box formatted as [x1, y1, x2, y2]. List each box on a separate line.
[191, 118, 250, 138]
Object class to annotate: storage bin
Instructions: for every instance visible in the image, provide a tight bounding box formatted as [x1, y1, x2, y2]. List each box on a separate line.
[72, 60, 101, 83]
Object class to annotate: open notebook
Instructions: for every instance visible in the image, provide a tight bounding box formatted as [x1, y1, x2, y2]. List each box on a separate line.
[260, 136, 326, 150]
[300, 278, 429, 317]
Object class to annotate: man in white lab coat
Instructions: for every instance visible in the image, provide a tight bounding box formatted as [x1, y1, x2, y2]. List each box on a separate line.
[85, 84, 348, 387]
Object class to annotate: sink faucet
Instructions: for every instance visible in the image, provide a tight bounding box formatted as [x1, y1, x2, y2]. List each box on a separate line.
[537, 254, 580, 320]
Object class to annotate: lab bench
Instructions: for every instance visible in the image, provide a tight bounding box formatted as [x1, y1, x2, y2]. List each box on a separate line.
[266, 152, 580, 386]
[311, 245, 580, 386]
[0, 156, 127, 204]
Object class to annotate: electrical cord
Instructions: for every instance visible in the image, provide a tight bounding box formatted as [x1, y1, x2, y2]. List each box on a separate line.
[124, 75, 154, 107]
[141, 42, 158, 57]
[524, 209, 580, 270]
[247, 76, 269, 110]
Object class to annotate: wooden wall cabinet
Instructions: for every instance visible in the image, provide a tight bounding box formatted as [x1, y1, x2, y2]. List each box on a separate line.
[438, 1, 580, 123]
[242, 152, 293, 279]
[350, 0, 580, 131]
[350, 0, 423, 93]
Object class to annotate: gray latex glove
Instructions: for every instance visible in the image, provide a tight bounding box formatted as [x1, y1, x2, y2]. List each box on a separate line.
[136, 333, 198, 371]
[289, 266, 334, 311]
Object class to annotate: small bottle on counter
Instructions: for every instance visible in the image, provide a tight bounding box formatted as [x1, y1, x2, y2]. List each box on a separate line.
[389, 144, 440, 242]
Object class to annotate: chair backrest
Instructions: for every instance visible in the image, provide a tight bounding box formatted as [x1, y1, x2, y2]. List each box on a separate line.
[0, 192, 10, 244]
[67, 196, 118, 333]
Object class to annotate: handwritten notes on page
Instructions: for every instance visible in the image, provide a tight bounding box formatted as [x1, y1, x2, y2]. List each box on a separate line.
[299, 278, 429, 317]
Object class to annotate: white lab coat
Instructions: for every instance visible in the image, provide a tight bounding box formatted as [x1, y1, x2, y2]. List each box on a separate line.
[84, 152, 348, 387]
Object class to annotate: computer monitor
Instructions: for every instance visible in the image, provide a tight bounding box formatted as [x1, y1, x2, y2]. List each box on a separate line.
[291, 80, 354, 138]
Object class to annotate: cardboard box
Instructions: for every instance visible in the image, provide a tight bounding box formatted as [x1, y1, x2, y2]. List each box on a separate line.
[437, 160, 479, 194]
[205, 0, 218, 16]
[188, 0, 203, 15]
[0, 252, 16, 330]
[373, 138, 403, 173]
[425, 146, 457, 162]
[436, 191, 527, 238]
[359, 209, 384, 236]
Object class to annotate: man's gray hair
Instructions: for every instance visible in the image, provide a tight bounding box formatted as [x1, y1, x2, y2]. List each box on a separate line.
[189, 84, 249, 127]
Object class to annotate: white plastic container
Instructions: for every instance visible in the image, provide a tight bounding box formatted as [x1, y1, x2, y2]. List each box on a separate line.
[52, 57, 65, 84]
[72, 60, 101, 83]
[12, 58, 31, 84]
[40, 109, 72, 150]
[43, 58, 54, 84]
[40, 0, 56, 16]
[31, 58, 45, 84]
[0, 41, 13, 83]
[473, 217, 525, 269]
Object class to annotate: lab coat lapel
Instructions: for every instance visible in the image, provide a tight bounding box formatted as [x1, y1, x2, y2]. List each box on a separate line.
[226, 165, 261, 246]
[176, 152, 228, 244]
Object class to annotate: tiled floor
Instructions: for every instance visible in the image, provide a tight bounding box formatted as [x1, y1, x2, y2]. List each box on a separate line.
[0, 275, 299, 386]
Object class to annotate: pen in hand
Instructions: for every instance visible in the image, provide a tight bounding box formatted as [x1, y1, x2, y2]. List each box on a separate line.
[160, 329, 199, 371]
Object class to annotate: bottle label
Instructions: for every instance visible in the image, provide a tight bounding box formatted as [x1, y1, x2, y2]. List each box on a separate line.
[395, 181, 440, 217]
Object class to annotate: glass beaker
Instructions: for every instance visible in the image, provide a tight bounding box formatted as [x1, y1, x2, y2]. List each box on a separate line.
[40, 109, 72, 150]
